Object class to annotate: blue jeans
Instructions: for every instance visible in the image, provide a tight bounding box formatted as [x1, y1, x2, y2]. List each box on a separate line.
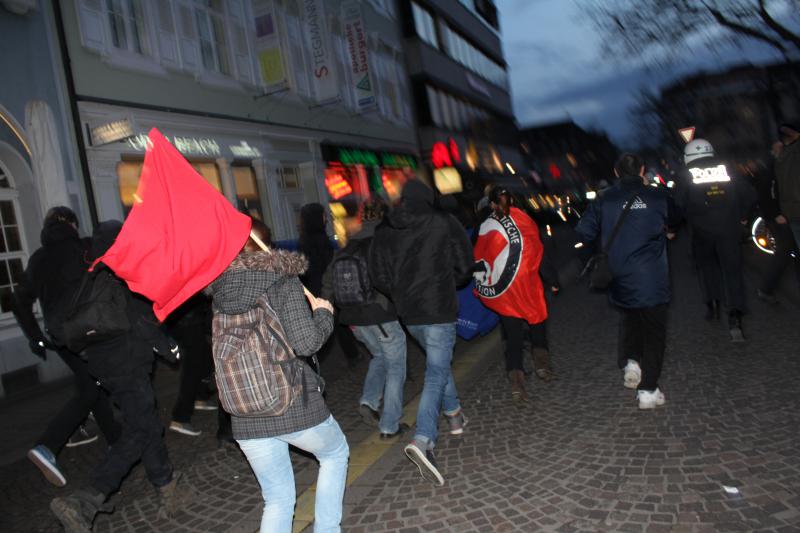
[237, 415, 349, 533]
[352, 321, 407, 434]
[407, 323, 460, 450]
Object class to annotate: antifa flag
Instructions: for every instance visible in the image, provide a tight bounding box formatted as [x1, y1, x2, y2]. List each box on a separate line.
[93, 128, 251, 321]
[473, 207, 547, 324]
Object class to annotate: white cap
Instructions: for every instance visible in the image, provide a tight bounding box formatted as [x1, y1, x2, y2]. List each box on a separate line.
[684, 138, 714, 164]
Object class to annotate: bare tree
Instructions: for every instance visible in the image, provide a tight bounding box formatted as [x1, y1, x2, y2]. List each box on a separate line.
[587, 0, 800, 63]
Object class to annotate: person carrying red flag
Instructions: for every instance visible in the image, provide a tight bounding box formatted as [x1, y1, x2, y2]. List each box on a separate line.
[474, 187, 559, 402]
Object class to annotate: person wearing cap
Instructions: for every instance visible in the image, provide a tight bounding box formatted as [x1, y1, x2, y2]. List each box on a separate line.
[774, 123, 800, 249]
[676, 138, 755, 342]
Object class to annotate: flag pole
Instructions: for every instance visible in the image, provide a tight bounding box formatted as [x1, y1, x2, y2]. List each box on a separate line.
[249, 230, 269, 252]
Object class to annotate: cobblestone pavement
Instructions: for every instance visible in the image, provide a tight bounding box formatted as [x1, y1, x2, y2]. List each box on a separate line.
[2, 234, 800, 532]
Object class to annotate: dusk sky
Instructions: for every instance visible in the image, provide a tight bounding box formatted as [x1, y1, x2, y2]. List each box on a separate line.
[496, 0, 789, 148]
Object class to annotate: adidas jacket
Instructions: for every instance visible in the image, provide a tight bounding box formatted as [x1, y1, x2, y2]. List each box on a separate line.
[576, 176, 677, 309]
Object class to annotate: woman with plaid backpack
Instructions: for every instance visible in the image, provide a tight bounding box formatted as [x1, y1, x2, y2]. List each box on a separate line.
[208, 219, 349, 533]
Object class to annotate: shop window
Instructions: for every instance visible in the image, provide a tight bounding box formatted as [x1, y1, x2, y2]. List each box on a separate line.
[411, 1, 438, 49]
[0, 163, 28, 316]
[232, 165, 264, 221]
[117, 159, 222, 214]
[193, 0, 231, 75]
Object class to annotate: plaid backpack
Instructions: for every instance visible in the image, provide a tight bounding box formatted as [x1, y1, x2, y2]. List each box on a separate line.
[212, 295, 304, 417]
[332, 239, 374, 306]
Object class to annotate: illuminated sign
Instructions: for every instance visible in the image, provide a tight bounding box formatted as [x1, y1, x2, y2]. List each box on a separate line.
[690, 164, 730, 184]
[89, 118, 134, 146]
[324, 166, 353, 199]
[326, 145, 417, 169]
[434, 167, 463, 194]
[548, 163, 561, 179]
[431, 138, 461, 169]
[127, 133, 221, 156]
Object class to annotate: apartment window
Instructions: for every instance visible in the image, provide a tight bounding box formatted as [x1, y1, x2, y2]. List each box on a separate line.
[440, 24, 507, 88]
[193, 0, 231, 75]
[277, 166, 302, 189]
[411, 1, 438, 49]
[117, 159, 223, 214]
[0, 163, 27, 316]
[425, 83, 495, 132]
[232, 165, 264, 221]
[106, 0, 147, 54]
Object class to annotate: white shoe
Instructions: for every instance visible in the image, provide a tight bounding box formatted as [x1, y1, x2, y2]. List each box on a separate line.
[623, 360, 641, 389]
[637, 388, 665, 410]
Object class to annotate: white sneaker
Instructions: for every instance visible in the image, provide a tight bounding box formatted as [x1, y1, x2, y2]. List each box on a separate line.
[623, 360, 641, 389]
[637, 388, 666, 410]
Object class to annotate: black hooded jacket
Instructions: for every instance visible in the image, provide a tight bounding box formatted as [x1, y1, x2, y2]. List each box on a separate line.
[298, 203, 334, 296]
[13, 221, 92, 346]
[370, 180, 474, 325]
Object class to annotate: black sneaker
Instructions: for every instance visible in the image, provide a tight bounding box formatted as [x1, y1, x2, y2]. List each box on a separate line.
[404, 441, 444, 486]
[358, 404, 380, 427]
[50, 490, 109, 533]
[66, 425, 99, 448]
[380, 423, 409, 440]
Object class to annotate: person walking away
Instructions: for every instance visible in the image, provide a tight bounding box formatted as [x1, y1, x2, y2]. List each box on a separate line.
[675, 138, 755, 342]
[12, 206, 120, 487]
[209, 222, 348, 533]
[50, 221, 193, 531]
[166, 293, 217, 438]
[774, 123, 800, 249]
[750, 147, 800, 303]
[576, 153, 677, 410]
[322, 201, 408, 439]
[370, 180, 474, 486]
[474, 187, 558, 403]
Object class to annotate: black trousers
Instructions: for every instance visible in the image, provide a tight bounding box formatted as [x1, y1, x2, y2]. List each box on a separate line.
[618, 305, 667, 391]
[38, 348, 119, 454]
[761, 221, 800, 294]
[92, 370, 173, 495]
[170, 324, 213, 423]
[499, 316, 548, 372]
[691, 230, 746, 312]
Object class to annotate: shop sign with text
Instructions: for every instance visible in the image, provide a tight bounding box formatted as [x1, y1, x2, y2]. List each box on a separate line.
[303, 0, 339, 102]
[253, 0, 288, 88]
[342, 2, 375, 111]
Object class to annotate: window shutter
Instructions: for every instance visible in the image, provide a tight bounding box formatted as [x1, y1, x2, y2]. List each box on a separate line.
[152, 0, 181, 69]
[175, 1, 200, 73]
[75, 0, 109, 55]
[223, 0, 255, 85]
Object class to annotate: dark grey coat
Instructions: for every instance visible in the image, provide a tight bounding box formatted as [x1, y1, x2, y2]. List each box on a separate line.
[209, 249, 334, 439]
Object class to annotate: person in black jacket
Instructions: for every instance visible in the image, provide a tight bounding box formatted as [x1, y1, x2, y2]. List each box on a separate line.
[298, 202, 334, 296]
[370, 179, 474, 486]
[12, 206, 120, 487]
[675, 139, 755, 341]
[576, 153, 677, 410]
[322, 200, 409, 439]
[50, 221, 193, 532]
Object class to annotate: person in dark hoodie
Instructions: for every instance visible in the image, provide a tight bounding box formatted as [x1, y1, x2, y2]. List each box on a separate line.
[50, 221, 193, 533]
[576, 153, 678, 410]
[13, 206, 120, 487]
[370, 179, 474, 486]
[298, 202, 334, 296]
[210, 220, 348, 533]
[322, 200, 409, 439]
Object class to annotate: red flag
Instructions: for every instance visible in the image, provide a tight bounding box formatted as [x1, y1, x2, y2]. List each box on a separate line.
[473, 207, 547, 324]
[94, 128, 251, 321]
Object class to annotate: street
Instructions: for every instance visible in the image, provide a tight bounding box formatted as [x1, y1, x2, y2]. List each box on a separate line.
[2, 234, 799, 532]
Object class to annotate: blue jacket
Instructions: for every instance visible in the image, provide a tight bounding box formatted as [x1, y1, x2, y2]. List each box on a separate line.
[576, 177, 675, 309]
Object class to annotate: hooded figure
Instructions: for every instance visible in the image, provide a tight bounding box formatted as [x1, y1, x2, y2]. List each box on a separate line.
[298, 202, 333, 296]
[370, 180, 474, 325]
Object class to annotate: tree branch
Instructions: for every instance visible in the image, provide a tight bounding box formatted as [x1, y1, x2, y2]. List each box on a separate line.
[702, 1, 788, 54]
[758, 0, 800, 51]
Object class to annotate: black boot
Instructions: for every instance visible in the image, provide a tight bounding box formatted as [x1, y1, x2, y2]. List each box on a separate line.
[157, 471, 197, 519]
[50, 489, 110, 532]
[729, 311, 745, 343]
[705, 300, 720, 321]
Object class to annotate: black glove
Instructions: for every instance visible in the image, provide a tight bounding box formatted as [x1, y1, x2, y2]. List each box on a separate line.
[29, 338, 54, 360]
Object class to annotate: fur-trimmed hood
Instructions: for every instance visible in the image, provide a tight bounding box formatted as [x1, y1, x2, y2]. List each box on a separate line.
[209, 249, 308, 315]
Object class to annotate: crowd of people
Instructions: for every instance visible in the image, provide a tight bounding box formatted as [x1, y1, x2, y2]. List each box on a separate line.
[11, 121, 799, 532]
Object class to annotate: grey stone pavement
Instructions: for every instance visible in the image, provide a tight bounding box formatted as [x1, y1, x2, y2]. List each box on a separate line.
[2, 232, 800, 532]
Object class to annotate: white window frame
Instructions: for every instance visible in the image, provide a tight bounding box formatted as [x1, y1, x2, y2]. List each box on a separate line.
[0, 160, 30, 322]
[105, 0, 149, 55]
[192, 0, 232, 76]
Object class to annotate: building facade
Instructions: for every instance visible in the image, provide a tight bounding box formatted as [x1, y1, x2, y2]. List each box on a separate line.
[399, 0, 527, 223]
[0, 0, 419, 395]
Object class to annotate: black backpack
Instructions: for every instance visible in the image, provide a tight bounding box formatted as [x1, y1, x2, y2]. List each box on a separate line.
[61, 267, 131, 353]
[332, 239, 374, 306]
